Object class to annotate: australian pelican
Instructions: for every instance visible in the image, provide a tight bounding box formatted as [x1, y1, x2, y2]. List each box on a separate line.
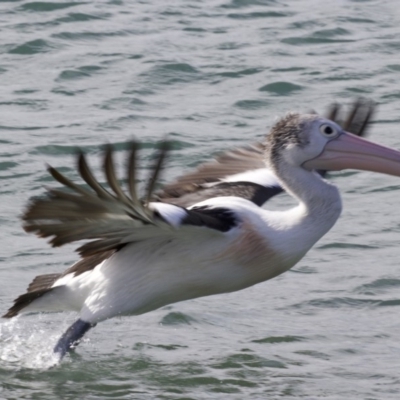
[6, 101, 398, 363]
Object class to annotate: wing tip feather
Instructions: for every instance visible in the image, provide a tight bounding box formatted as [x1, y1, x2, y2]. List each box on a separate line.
[22, 140, 172, 254]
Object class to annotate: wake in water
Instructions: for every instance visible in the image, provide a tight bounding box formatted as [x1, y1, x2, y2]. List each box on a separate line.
[0, 316, 73, 369]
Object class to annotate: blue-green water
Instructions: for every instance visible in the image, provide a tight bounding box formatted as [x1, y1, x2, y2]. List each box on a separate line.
[1, 0, 400, 398]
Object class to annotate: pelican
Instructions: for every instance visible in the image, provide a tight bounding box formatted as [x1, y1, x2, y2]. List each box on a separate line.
[6, 102, 399, 363]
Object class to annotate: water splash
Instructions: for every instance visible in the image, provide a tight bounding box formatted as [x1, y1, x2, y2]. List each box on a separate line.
[0, 317, 63, 370]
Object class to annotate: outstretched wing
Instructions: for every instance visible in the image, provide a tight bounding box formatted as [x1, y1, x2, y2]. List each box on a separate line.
[155, 99, 375, 207]
[23, 143, 239, 259]
[22, 99, 375, 262]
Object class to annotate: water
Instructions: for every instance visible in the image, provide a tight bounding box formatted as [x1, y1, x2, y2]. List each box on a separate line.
[1, 0, 400, 398]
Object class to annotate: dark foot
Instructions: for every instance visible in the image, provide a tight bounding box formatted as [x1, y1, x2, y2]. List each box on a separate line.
[54, 319, 95, 359]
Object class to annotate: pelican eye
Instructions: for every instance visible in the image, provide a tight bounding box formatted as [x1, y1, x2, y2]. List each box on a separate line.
[319, 123, 338, 138]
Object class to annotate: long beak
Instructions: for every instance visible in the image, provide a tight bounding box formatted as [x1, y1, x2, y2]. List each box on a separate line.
[303, 132, 400, 177]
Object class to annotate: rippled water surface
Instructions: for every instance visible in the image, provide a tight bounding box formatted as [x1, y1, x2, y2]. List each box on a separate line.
[1, 0, 400, 398]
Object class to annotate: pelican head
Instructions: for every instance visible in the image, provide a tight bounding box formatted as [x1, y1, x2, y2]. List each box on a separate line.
[266, 113, 400, 178]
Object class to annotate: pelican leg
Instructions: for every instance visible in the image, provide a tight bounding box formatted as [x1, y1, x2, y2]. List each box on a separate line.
[54, 319, 96, 359]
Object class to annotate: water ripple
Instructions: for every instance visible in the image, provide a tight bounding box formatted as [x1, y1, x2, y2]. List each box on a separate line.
[56, 65, 103, 81]
[8, 39, 59, 55]
[19, 2, 86, 13]
[227, 11, 289, 19]
[259, 81, 303, 95]
[1, 0, 400, 397]
[160, 312, 197, 326]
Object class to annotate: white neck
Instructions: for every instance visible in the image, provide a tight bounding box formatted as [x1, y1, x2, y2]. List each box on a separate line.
[270, 162, 342, 259]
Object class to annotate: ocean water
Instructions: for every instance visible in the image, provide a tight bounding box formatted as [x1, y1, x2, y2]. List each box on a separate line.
[1, 0, 400, 398]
